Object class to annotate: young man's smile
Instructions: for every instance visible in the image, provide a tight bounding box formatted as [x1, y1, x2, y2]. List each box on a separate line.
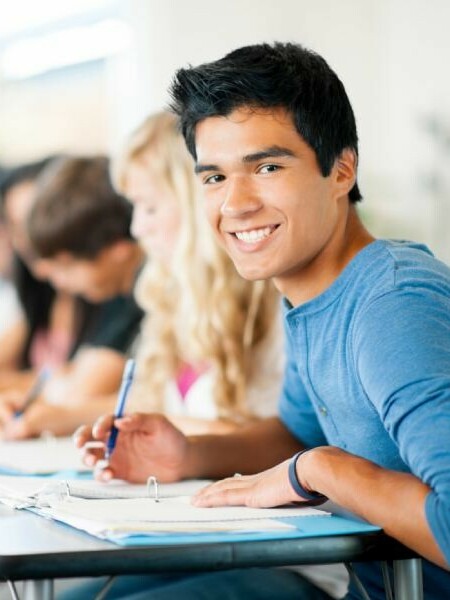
[227, 223, 280, 251]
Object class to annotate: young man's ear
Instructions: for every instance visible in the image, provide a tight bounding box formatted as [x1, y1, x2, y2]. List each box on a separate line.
[108, 240, 135, 263]
[334, 148, 357, 198]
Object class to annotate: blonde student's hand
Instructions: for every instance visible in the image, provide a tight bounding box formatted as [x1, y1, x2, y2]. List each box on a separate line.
[74, 412, 190, 484]
[192, 459, 302, 508]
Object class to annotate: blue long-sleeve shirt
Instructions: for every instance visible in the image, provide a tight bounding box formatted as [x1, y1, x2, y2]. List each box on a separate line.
[279, 239, 450, 600]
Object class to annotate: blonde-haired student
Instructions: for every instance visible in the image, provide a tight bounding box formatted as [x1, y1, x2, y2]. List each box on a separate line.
[113, 111, 284, 434]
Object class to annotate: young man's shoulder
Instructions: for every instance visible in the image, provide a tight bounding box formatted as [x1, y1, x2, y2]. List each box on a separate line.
[350, 239, 450, 341]
[356, 239, 450, 301]
[282, 239, 450, 325]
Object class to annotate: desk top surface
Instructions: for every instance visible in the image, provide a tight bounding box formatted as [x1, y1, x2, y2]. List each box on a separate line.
[0, 504, 416, 582]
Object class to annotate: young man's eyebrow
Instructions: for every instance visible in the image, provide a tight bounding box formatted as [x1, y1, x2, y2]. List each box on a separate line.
[195, 146, 296, 174]
[242, 146, 296, 163]
[194, 163, 219, 175]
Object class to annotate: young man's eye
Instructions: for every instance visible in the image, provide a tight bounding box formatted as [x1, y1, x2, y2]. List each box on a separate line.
[203, 174, 225, 185]
[258, 164, 280, 174]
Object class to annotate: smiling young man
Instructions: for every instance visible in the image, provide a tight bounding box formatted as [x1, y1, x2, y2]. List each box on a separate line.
[77, 43, 450, 600]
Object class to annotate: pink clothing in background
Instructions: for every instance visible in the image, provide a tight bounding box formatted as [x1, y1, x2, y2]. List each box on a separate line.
[176, 364, 203, 400]
[29, 328, 73, 370]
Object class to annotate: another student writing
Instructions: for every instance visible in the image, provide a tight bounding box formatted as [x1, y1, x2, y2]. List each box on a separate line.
[0, 157, 143, 439]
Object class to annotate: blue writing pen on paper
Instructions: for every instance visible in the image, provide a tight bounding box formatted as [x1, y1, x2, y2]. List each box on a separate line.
[104, 359, 136, 461]
[14, 367, 51, 418]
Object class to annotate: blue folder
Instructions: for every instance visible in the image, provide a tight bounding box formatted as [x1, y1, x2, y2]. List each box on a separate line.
[104, 515, 381, 547]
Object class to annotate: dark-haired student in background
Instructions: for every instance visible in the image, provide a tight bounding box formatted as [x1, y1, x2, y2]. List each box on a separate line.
[0, 157, 143, 439]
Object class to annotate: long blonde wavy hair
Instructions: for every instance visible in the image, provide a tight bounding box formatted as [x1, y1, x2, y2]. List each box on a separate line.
[113, 111, 279, 420]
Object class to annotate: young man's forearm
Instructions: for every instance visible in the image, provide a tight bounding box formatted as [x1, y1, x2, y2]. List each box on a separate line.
[303, 448, 447, 569]
[186, 417, 303, 480]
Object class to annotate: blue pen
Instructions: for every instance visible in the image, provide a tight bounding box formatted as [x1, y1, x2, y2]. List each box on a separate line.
[104, 359, 136, 461]
[15, 367, 51, 418]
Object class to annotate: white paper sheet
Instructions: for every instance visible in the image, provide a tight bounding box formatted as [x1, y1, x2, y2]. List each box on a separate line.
[0, 437, 88, 474]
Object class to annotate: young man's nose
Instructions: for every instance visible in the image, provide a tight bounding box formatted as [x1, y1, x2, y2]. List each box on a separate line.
[220, 177, 262, 217]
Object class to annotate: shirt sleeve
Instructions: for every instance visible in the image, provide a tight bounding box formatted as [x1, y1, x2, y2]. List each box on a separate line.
[279, 319, 327, 448]
[353, 287, 450, 564]
[81, 295, 144, 355]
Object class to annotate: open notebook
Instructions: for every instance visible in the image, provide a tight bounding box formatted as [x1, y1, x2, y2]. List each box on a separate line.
[0, 437, 89, 475]
[0, 474, 333, 539]
[0, 474, 381, 546]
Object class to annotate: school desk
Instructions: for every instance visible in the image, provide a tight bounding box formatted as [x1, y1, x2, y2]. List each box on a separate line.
[0, 502, 423, 600]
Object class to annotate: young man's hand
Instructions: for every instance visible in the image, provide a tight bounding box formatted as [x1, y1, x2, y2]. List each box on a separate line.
[191, 459, 302, 508]
[74, 413, 190, 483]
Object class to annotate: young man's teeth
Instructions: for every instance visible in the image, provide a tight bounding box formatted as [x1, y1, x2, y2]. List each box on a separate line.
[235, 227, 272, 243]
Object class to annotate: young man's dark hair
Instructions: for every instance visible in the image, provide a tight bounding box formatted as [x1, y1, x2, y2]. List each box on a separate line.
[170, 42, 362, 202]
[28, 156, 132, 259]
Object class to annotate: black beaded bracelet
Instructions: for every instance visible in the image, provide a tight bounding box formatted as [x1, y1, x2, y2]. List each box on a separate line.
[288, 450, 327, 503]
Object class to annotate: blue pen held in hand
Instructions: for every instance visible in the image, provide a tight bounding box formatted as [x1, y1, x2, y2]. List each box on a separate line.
[105, 359, 136, 461]
[14, 367, 51, 418]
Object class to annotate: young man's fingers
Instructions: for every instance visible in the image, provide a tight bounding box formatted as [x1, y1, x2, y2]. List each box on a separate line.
[194, 475, 253, 498]
[192, 485, 250, 507]
[72, 425, 91, 447]
[92, 414, 115, 438]
[94, 465, 114, 482]
[81, 446, 105, 467]
[115, 412, 165, 432]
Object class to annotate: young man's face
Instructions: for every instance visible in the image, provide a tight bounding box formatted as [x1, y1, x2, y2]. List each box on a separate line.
[39, 246, 128, 303]
[194, 107, 353, 302]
